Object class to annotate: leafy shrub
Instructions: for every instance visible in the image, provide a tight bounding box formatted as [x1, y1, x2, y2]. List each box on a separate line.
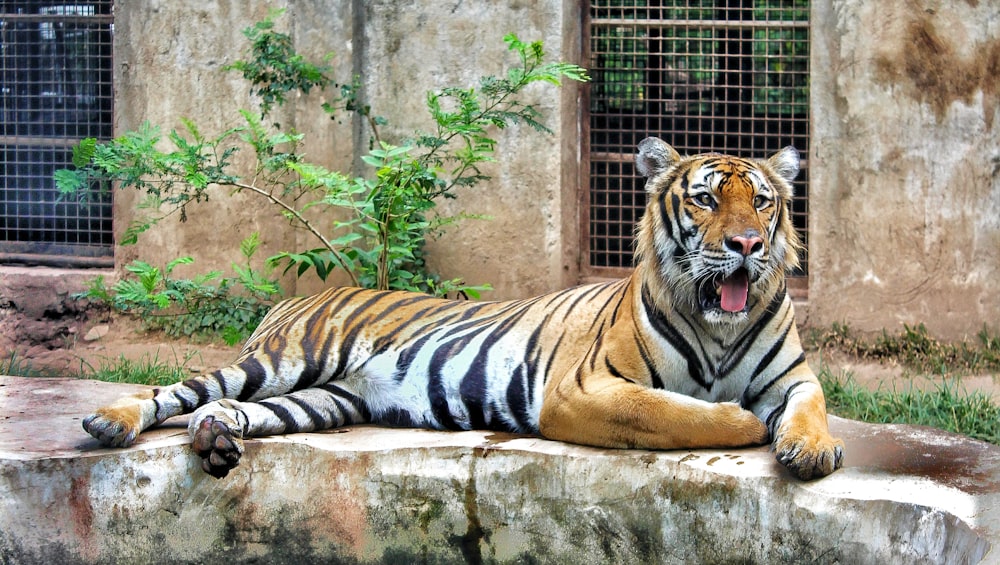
[75, 233, 280, 345]
[58, 10, 588, 300]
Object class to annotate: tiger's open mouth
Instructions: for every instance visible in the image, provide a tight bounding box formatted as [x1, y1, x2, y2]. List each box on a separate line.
[699, 268, 750, 313]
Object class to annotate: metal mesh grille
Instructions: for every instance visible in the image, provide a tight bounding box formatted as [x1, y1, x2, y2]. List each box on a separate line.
[1, 1, 114, 262]
[586, 0, 809, 278]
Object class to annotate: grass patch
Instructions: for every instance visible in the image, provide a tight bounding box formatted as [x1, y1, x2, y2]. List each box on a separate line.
[0, 351, 45, 377]
[2, 350, 195, 386]
[809, 322, 1000, 376]
[818, 366, 1000, 445]
[82, 352, 196, 386]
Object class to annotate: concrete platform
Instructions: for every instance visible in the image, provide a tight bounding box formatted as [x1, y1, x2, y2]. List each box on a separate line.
[1, 376, 998, 564]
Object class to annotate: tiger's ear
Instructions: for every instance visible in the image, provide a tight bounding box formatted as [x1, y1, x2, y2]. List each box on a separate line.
[635, 137, 680, 179]
[767, 146, 800, 186]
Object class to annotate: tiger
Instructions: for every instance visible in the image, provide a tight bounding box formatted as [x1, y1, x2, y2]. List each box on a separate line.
[82, 137, 844, 480]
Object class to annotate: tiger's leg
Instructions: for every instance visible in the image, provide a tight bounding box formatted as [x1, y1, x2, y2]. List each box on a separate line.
[188, 383, 372, 478]
[745, 363, 845, 480]
[82, 372, 230, 448]
[539, 373, 769, 451]
[82, 356, 311, 448]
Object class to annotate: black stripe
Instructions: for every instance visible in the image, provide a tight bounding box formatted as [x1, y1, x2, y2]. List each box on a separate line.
[322, 392, 352, 426]
[605, 357, 631, 382]
[370, 299, 452, 354]
[586, 330, 606, 372]
[636, 334, 665, 389]
[428, 317, 512, 431]
[236, 356, 269, 402]
[576, 331, 605, 390]
[505, 322, 546, 432]
[641, 285, 711, 391]
[259, 400, 299, 433]
[748, 323, 792, 385]
[428, 347, 463, 430]
[153, 397, 167, 420]
[764, 380, 805, 437]
[285, 395, 328, 431]
[453, 305, 534, 430]
[743, 352, 806, 407]
[563, 282, 612, 322]
[183, 377, 211, 407]
[453, 326, 496, 430]
[461, 368, 489, 430]
[671, 192, 695, 245]
[394, 331, 437, 382]
[543, 285, 586, 322]
[542, 333, 566, 388]
[316, 382, 372, 422]
[657, 191, 676, 247]
[260, 331, 289, 381]
[379, 407, 419, 427]
[505, 363, 530, 432]
[719, 310, 788, 379]
[329, 292, 394, 379]
[211, 370, 230, 397]
[606, 286, 628, 326]
[296, 298, 347, 390]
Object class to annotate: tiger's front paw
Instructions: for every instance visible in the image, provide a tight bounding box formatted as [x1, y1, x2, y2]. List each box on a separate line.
[83, 396, 156, 448]
[190, 411, 245, 479]
[774, 429, 844, 480]
[83, 410, 141, 447]
[720, 402, 770, 446]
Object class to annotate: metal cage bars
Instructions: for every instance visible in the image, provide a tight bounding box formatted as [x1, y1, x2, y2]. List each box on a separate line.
[584, 0, 809, 293]
[1, 2, 114, 265]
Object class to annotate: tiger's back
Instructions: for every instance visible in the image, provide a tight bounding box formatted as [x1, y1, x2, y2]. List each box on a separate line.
[175, 280, 629, 436]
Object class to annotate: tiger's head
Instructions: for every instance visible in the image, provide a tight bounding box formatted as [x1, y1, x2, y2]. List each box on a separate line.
[634, 137, 802, 324]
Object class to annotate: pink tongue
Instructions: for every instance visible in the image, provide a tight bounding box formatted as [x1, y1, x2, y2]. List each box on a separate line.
[719, 270, 749, 312]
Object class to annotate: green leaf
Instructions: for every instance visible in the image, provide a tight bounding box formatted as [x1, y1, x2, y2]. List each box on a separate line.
[165, 256, 195, 274]
[329, 232, 363, 246]
[54, 169, 87, 195]
[72, 138, 98, 168]
[240, 232, 262, 259]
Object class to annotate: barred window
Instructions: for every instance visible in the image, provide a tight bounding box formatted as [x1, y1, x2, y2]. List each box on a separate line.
[585, 0, 809, 292]
[1, 1, 114, 267]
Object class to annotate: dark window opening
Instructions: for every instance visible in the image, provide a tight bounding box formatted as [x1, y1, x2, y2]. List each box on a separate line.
[1, 1, 114, 266]
[585, 0, 809, 291]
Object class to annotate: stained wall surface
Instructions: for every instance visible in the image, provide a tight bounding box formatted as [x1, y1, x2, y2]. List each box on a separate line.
[808, 0, 1000, 338]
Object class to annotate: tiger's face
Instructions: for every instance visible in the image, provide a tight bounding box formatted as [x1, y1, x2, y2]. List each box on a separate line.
[634, 137, 802, 323]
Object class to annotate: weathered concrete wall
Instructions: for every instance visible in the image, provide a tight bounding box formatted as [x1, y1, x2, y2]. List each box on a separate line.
[113, 0, 582, 299]
[355, 0, 583, 298]
[105, 0, 999, 338]
[809, 0, 1000, 339]
[2, 377, 999, 564]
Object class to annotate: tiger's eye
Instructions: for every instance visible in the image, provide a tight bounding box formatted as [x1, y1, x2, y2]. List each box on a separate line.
[694, 194, 715, 208]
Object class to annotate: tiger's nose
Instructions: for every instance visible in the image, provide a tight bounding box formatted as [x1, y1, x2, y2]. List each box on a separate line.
[725, 234, 764, 256]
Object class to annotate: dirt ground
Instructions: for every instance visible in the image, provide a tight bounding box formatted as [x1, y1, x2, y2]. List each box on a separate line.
[15, 314, 999, 402]
[17, 316, 240, 378]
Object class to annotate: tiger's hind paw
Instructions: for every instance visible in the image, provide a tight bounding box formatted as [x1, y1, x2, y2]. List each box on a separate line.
[191, 414, 245, 479]
[774, 430, 845, 480]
